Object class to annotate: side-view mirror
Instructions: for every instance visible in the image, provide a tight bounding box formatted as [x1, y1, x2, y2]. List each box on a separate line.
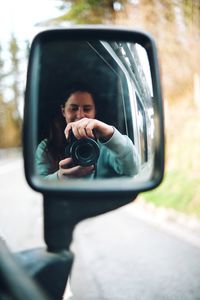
[24, 27, 164, 195]
[23, 26, 165, 251]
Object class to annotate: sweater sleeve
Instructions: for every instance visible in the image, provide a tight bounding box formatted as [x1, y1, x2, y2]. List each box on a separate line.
[100, 128, 140, 177]
[35, 139, 58, 180]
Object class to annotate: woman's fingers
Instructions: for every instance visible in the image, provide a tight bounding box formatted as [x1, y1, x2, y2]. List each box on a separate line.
[59, 164, 94, 178]
[59, 157, 73, 168]
[64, 118, 113, 141]
[58, 157, 94, 179]
[65, 118, 95, 139]
[67, 165, 94, 177]
[64, 123, 72, 139]
[85, 120, 96, 138]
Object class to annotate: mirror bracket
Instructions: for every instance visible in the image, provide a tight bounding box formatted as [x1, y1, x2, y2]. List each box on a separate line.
[43, 193, 137, 251]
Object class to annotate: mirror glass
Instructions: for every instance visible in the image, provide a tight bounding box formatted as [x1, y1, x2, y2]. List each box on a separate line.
[28, 36, 158, 188]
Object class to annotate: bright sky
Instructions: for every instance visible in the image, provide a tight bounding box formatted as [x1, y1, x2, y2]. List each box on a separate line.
[0, 0, 62, 113]
[0, 0, 62, 43]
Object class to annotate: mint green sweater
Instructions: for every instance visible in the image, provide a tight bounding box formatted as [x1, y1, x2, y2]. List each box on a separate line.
[35, 128, 139, 180]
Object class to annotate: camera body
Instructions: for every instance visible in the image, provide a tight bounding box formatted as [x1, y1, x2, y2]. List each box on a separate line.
[65, 130, 100, 167]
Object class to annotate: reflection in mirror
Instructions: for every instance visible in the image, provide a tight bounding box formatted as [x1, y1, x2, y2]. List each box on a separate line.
[34, 39, 155, 183]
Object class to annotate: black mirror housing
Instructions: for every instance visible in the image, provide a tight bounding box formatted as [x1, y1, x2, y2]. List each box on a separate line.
[23, 26, 165, 199]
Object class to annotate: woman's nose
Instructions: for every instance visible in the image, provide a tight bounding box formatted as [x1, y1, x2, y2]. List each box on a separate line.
[76, 108, 85, 119]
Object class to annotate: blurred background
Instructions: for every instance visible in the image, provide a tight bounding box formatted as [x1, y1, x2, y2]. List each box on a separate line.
[0, 0, 200, 252]
[1, 3, 200, 299]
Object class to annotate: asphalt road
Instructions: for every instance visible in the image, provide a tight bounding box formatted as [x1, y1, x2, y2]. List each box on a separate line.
[69, 207, 200, 300]
[0, 153, 44, 251]
[1, 154, 200, 300]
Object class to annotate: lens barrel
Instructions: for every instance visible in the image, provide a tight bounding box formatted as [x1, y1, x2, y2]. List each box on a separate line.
[70, 137, 100, 166]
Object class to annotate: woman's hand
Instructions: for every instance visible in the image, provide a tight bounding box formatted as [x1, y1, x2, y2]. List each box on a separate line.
[64, 118, 114, 141]
[57, 157, 94, 179]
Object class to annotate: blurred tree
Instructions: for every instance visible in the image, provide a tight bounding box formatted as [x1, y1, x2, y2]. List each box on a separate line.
[0, 36, 22, 148]
[182, 0, 200, 34]
[9, 35, 21, 123]
[50, 0, 129, 24]
[0, 44, 6, 146]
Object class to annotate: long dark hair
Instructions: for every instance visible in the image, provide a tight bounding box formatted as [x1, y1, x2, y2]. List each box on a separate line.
[46, 83, 97, 164]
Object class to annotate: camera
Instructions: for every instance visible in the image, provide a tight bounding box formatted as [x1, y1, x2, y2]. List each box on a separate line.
[65, 130, 100, 167]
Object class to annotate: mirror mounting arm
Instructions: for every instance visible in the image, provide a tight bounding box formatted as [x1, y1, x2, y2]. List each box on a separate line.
[43, 193, 137, 252]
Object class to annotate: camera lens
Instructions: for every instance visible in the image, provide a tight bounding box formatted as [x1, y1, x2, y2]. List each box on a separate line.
[71, 138, 100, 166]
[76, 143, 94, 159]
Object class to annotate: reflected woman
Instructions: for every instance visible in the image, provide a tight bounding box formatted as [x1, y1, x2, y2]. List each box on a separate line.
[36, 86, 140, 179]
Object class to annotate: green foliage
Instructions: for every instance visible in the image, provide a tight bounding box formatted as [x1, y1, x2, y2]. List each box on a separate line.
[0, 45, 3, 72]
[8, 35, 22, 126]
[182, 0, 200, 27]
[0, 100, 21, 148]
[143, 101, 200, 217]
[57, 1, 92, 24]
[0, 35, 22, 148]
[87, 0, 103, 5]
[9, 35, 20, 65]
[143, 171, 200, 216]
[50, 0, 128, 24]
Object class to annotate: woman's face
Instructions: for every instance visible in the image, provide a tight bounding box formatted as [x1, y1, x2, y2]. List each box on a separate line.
[61, 91, 96, 124]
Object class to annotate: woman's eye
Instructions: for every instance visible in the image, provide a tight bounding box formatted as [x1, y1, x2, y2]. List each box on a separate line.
[84, 108, 92, 112]
[71, 107, 78, 112]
